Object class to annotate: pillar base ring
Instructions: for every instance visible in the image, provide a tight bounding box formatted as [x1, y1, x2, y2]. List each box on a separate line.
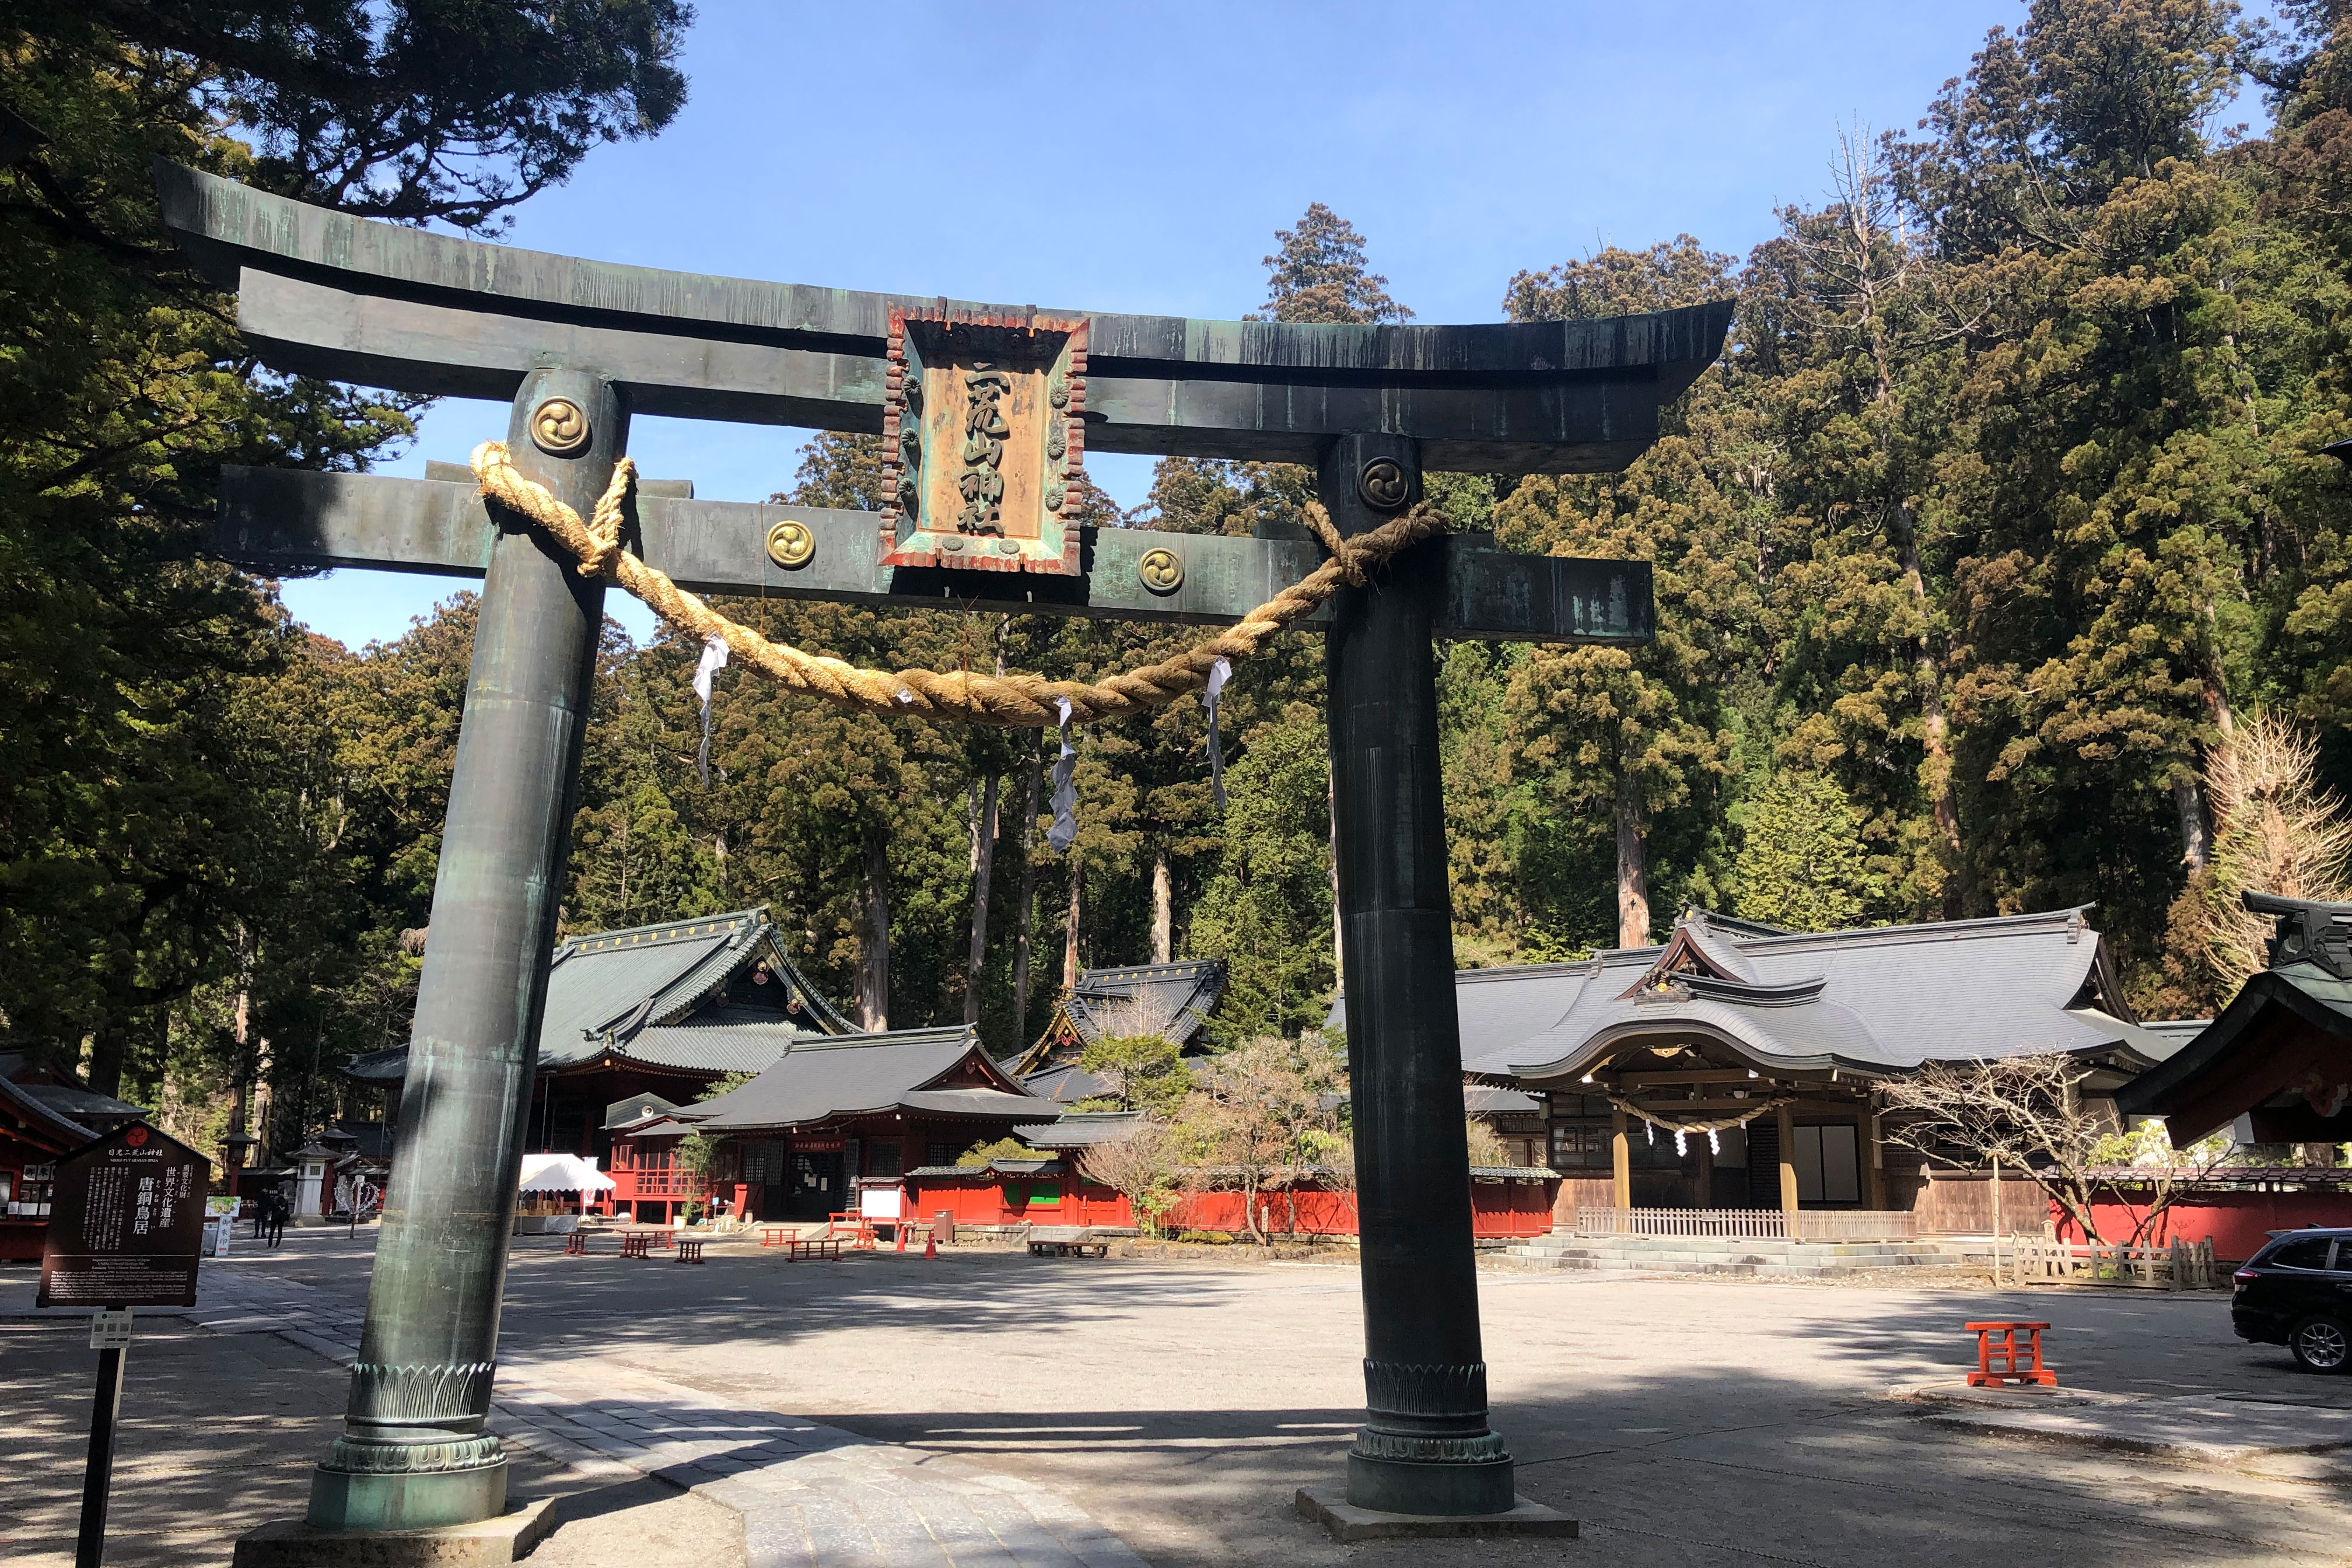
[323, 1433, 505, 1475]
[1350, 1426, 1511, 1465]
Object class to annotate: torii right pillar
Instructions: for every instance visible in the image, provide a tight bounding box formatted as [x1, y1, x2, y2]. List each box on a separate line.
[1322, 433, 1514, 1515]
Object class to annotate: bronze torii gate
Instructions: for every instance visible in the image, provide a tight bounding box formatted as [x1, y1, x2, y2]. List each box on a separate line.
[158, 161, 1728, 1532]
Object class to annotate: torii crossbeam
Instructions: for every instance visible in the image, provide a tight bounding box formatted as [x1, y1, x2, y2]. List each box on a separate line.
[157, 160, 1730, 1533]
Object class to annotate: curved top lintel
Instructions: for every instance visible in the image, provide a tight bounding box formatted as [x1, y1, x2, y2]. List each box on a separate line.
[154, 160, 1734, 396]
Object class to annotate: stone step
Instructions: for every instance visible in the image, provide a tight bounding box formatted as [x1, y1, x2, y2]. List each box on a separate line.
[1502, 1233, 1950, 1278]
[1513, 1236, 1943, 1261]
[1501, 1250, 1936, 1278]
[1514, 1254, 1938, 1270]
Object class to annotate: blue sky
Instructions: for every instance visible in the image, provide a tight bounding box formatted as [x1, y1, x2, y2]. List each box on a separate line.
[278, 0, 2231, 648]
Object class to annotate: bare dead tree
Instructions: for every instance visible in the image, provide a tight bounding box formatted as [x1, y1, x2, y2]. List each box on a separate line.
[2194, 712, 2352, 990]
[1177, 1034, 1345, 1242]
[1882, 1054, 2223, 1247]
[1078, 1116, 1178, 1236]
[1464, 1116, 1510, 1168]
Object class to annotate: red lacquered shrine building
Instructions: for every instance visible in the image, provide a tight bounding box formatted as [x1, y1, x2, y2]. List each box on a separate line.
[676, 1026, 1058, 1222]
[0, 1076, 96, 1262]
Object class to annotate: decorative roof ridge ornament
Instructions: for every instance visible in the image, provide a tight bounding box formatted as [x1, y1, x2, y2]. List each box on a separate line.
[1618, 921, 1760, 998]
[1676, 972, 1830, 1007]
[2245, 890, 2352, 979]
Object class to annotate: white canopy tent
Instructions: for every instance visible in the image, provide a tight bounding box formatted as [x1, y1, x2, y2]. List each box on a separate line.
[514, 1153, 615, 1232]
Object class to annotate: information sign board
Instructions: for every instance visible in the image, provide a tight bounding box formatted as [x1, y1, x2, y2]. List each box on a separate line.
[38, 1123, 211, 1308]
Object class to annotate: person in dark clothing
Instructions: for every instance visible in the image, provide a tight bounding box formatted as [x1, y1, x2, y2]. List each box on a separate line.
[262, 1189, 288, 1248]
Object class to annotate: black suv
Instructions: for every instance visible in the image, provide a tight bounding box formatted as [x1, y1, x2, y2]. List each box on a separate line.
[2233, 1228, 2352, 1371]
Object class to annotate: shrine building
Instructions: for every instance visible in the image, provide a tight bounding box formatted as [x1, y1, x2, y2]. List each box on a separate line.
[1332, 907, 2185, 1230]
[673, 1026, 1058, 1223]
[2119, 894, 2352, 1148]
[1010, 958, 1227, 1103]
[0, 1076, 93, 1261]
[345, 907, 850, 1168]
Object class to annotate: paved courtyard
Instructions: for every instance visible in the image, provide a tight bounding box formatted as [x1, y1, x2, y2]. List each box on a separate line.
[10, 1229, 2352, 1566]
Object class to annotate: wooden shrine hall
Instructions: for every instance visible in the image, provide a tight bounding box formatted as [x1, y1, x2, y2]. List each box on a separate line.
[344, 907, 850, 1167]
[1011, 957, 1228, 1103]
[674, 1025, 1058, 1222]
[1335, 907, 2186, 1226]
[2118, 893, 2352, 1146]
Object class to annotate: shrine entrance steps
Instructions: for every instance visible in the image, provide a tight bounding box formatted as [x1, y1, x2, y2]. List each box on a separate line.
[1504, 1231, 1948, 1279]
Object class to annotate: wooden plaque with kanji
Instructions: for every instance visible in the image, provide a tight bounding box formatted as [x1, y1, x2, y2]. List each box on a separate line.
[880, 309, 1087, 575]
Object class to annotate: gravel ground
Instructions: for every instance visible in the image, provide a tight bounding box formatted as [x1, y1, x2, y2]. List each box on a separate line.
[12, 1229, 2352, 1567]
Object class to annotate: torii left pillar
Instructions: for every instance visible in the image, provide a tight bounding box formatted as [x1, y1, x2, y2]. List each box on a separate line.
[308, 368, 622, 1531]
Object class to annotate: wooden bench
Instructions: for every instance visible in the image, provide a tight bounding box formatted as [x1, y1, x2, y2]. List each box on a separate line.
[676, 1238, 705, 1264]
[619, 1233, 653, 1259]
[1965, 1320, 2056, 1388]
[785, 1237, 844, 1261]
[1026, 1226, 1110, 1259]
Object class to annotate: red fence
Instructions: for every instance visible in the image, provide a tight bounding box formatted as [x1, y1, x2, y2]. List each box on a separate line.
[2050, 1187, 2352, 1264]
[902, 1170, 1558, 1239]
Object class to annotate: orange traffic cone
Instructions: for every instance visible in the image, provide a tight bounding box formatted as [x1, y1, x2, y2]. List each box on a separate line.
[924, 1234, 937, 1261]
[895, 1224, 907, 1253]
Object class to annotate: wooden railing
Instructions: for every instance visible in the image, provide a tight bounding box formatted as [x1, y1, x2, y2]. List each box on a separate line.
[1789, 1210, 1922, 1242]
[614, 1170, 705, 1199]
[2009, 1237, 2218, 1290]
[1577, 1207, 1918, 1242]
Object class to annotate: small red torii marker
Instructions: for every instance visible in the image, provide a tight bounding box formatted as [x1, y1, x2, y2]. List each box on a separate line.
[1966, 1321, 2058, 1388]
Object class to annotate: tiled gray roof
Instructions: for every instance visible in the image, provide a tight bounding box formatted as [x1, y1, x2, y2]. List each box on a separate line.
[542, 908, 850, 1065]
[20, 1084, 148, 1121]
[615, 1116, 696, 1138]
[1021, 1062, 1115, 1104]
[901, 1087, 1062, 1119]
[1331, 907, 2154, 1083]
[603, 1091, 679, 1129]
[1016, 959, 1229, 1076]
[1014, 1111, 1144, 1148]
[0, 1074, 94, 1148]
[680, 1026, 1058, 1132]
[343, 907, 850, 1085]
[1068, 959, 1226, 1048]
[1328, 960, 1594, 1061]
[619, 1021, 804, 1076]
[2137, 1018, 2211, 1054]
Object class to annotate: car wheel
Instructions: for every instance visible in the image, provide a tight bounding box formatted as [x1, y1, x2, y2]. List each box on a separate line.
[2291, 1316, 2352, 1373]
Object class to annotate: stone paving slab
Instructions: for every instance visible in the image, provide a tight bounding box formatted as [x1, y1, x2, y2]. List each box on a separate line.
[1893, 1378, 2352, 1465]
[8, 1266, 1147, 1568]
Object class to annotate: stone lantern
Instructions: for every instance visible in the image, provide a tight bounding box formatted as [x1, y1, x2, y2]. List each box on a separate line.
[291, 1140, 336, 1227]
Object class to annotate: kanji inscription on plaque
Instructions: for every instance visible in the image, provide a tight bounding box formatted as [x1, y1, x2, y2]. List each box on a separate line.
[38, 1122, 212, 1308]
[879, 307, 1087, 575]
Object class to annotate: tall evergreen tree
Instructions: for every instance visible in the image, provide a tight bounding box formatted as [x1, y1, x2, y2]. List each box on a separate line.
[1732, 770, 1887, 932]
[1254, 202, 1414, 324]
[0, 2, 691, 1084]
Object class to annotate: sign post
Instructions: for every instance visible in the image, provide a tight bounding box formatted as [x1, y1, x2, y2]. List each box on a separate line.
[40, 1122, 211, 1568]
[78, 1308, 133, 1568]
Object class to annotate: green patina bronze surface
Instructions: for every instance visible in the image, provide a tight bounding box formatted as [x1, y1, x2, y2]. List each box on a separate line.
[159, 160, 1732, 1532]
[155, 160, 1729, 474]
